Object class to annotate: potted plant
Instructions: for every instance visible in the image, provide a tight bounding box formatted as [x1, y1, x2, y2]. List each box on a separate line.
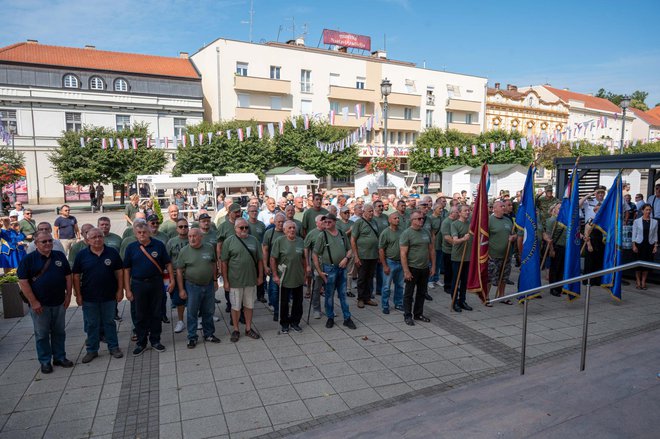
[0, 269, 28, 318]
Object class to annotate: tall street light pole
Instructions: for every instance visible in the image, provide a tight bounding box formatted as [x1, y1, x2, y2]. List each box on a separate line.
[380, 78, 391, 186]
[619, 95, 630, 154]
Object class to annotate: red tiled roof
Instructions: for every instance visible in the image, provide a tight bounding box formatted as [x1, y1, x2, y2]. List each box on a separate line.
[647, 106, 660, 121]
[0, 42, 199, 79]
[543, 86, 621, 113]
[630, 107, 660, 127]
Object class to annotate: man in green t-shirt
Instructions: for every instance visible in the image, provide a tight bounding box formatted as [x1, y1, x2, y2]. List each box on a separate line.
[19, 209, 37, 242]
[98, 217, 122, 252]
[378, 213, 404, 313]
[160, 205, 181, 240]
[400, 210, 435, 326]
[220, 219, 263, 343]
[313, 213, 356, 330]
[270, 221, 307, 333]
[68, 223, 94, 267]
[263, 213, 286, 319]
[372, 200, 389, 299]
[488, 201, 516, 304]
[166, 218, 190, 333]
[177, 228, 220, 348]
[304, 215, 326, 319]
[301, 193, 328, 237]
[336, 206, 355, 297]
[351, 204, 380, 308]
[450, 205, 473, 313]
[543, 203, 565, 297]
[246, 205, 267, 303]
[440, 207, 459, 295]
[429, 200, 447, 289]
[217, 203, 243, 312]
[124, 194, 141, 227]
[122, 212, 145, 239]
[284, 204, 303, 237]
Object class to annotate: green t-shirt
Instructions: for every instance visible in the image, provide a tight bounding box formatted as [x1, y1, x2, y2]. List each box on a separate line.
[304, 228, 321, 251]
[19, 219, 37, 242]
[270, 235, 305, 288]
[103, 233, 122, 252]
[422, 214, 434, 235]
[440, 217, 455, 254]
[68, 240, 88, 266]
[546, 216, 566, 247]
[160, 220, 179, 240]
[200, 229, 217, 248]
[488, 215, 514, 259]
[216, 220, 236, 243]
[151, 231, 169, 244]
[379, 227, 402, 261]
[431, 212, 446, 249]
[400, 227, 432, 269]
[302, 207, 328, 234]
[351, 218, 380, 260]
[247, 220, 266, 243]
[119, 236, 137, 260]
[293, 210, 305, 222]
[178, 243, 217, 285]
[122, 227, 134, 239]
[372, 213, 389, 235]
[313, 229, 350, 267]
[292, 218, 303, 237]
[450, 220, 472, 262]
[166, 236, 189, 269]
[396, 210, 410, 231]
[262, 228, 285, 261]
[220, 235, 262, 288]
[336, 219, 354, 236]
[125, 203, 140, 226]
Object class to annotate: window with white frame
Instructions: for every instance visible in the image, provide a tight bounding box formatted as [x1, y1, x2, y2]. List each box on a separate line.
[301, 99, 312, 115]
[447, 111, 454, 124]
[174, 118, 187, 138]
[63, 74, 79, 88]
[405, 79, 416, 93]
[236, 62, 248, 76]
[270, 66, 281, 80]
[237, 94, 250, 108]
[116, 114, 131, 132]
[65, 112, 82, 132]
[425, 109, 433, 128]
[89, 76, 104, 90]
[329, 73, 340, 86]
[114, 78, 128, 92]
[356, 77, 365, 89]
[270, 96, 282, 110]
[300, 69, 312, 93]
[404, 108, 413, 120]
[0, 110, 17, 134]
[447, 84, 461, 98]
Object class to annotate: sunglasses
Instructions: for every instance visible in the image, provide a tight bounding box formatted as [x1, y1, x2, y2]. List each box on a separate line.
[39, 239, 53, 244]
[237, 226, 249, 230]
[178, 225, 189, 229]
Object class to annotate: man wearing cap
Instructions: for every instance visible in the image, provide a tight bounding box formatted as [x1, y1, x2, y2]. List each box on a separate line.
[581, 185, 607, 285]
[304, 215, 326, 319]
[313, 213, 356, 330]
[536, 185, 557, 228]
[177, 227, 220, 348]
[221, 218, 263, 342]
[197, 213, 217, 248]
[167, 218, 190, 333]
[379, 212, 404, 313]
[351, 203, 380, 308]
[302, 193, 328, 237]
[270, 220, 307, 333]
[72, 227, 124, 363]
[263, 213, 286, 319]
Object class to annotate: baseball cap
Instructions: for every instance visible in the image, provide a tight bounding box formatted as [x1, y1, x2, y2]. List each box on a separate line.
[146, 214, 159, 223]
[228, 203, 241, 213]
[340, 206, 350, 213]
[325, 213, 337, 221]
[595, 185, 607, 192]
[198, 213, 211, 220]
[545, 185, 553, 192]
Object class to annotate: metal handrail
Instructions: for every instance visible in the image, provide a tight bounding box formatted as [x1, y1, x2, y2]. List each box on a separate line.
[487, 260, 660, 375]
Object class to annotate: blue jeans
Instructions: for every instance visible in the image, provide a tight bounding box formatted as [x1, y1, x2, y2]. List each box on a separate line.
[430, 249, 443, 282]
[186, 281, 216, 340]
[323, 264, 351, 320]
[268, 276, 279, 314]
[30, 305, 66, 365]
[83, 300, 119, 352]
[382, 259, 404, 310]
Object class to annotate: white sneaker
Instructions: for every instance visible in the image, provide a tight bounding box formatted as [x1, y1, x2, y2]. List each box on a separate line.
[427, 282, 435, 289]
[313, 311, 321, 319]
[174, 320, 185, 333]
[197, 317, 202, 330]
[213, 316, 220, 322]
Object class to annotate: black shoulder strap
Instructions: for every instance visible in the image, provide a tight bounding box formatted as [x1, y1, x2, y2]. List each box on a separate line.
[237, 236, 259, 270]
[322, 230, 334, 266]
[363, 219, 378, 236]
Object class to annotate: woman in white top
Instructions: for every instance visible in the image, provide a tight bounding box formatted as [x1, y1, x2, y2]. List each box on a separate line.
[632, 203, 658, 290]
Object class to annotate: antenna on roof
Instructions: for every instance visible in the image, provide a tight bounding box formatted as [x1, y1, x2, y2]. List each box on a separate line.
[276, 25, 283, 42]
[284, 17, 296, 40]
[240, 0, 255, 42]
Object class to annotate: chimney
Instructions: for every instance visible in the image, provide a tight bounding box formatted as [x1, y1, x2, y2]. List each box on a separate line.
[286, 38, 305, 46]
[506, 84, 517, 91]
[27, 39, 38, 44]
[371, 50, 387, 59]
[337, 46, 347, 53]
[84, 45, 96, 50]
[494, 82, 500, 90]
[179, 51, 189, 59]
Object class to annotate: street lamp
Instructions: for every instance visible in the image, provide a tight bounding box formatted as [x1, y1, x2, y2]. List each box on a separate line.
[619, 95, 631, 154]
[380, 78, 392, 186]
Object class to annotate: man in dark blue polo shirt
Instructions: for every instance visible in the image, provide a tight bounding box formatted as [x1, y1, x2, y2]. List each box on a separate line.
[73, 227, 124, 363]
[17, 231, 73, 374]
[123, 222, 174, 356]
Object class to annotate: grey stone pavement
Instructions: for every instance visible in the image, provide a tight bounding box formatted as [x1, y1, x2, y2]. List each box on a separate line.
[0, 204, 658, 438]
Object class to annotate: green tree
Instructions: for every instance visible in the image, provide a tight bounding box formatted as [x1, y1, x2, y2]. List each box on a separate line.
[623, 140, 660, 154]
[0, 145, 25, 187]
[50, 123, 167, 202]
[595, 88, 649, 111]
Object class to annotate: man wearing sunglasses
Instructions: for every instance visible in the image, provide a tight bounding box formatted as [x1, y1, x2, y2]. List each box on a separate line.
[26, 222, 65, 255]
[19, 209, 37, 242]
[166, 218, 190, 333]
[18, 231, 73, 374]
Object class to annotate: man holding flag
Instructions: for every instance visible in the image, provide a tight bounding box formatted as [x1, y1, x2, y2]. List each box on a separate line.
[558, 160, 582, 300]
[514, 164, 542, 303]
[466, 165, 489, 306]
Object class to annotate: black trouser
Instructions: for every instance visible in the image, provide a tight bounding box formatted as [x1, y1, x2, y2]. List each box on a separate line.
[257, 283, 265, 301]
[131, 277, 163, 347]
[549, 245, 565, 294]
[280, 285, 303, 326]
[404, 266, 429, 318]
[443, 251, 453, 293]
[451, 260, 470, 305]
[357, 258, 377, 302]
[584, 228, 604, 285]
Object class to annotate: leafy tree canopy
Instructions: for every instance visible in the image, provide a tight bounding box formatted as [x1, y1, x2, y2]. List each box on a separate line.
[0, 145, 25, 186]
[595, 88, 649, 111]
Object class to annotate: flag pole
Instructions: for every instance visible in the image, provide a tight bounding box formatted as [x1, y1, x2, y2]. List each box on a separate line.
[496, 238, 513, 299]
[540, 221, 557, 269]
[450, 238, 469, 310]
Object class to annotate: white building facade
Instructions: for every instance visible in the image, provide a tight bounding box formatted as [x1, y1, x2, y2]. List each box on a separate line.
[191, 37, 487, 171]
[0, 41, 203, 204]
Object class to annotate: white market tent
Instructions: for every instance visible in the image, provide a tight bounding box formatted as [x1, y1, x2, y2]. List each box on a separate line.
[213, 173, 261, 199]
[136, 174, 215, 213]
[468, 164, 527, 200]
[441, 165, 473, 197]
[264, 167, 319, 199]
[353, 169, 408, 197]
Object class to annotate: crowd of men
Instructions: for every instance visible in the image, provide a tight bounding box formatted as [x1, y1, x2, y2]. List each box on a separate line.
[11, 180, 660, 374]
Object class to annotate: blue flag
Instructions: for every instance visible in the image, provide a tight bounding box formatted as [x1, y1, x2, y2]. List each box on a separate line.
[592, 173, 623, 300]
[514, 164, 541, 303]
[560, 161, 582, 300]
[557, 161, 578, 227]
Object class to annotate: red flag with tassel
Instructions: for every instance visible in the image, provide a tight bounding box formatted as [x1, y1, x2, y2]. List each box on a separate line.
[466, 164, 490, 303]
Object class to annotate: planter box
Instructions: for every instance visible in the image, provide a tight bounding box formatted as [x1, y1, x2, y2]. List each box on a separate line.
[1, 283, 28, 318]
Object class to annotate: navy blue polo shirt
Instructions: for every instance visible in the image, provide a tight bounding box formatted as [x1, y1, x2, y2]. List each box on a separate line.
[54, 215, 78, 239]
[17, 250, 71, 306]
[123, 238, 170, 279]
[72, 246, 123, 302]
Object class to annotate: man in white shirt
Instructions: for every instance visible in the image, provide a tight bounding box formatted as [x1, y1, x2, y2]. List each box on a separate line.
[647, 183, 660, 242]
[258, 197, 276, 225]
[9, 201, 25, 221]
